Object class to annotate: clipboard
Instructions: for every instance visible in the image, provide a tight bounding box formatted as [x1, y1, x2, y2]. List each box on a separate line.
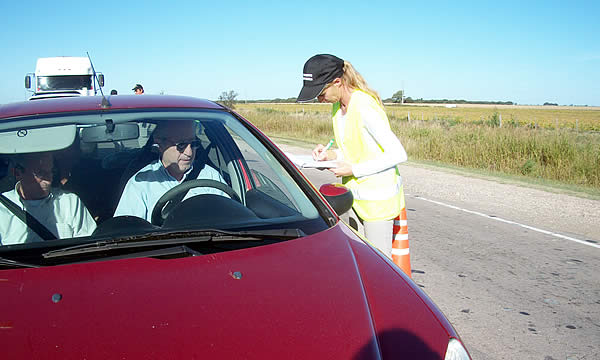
[285, 153, 338, 169]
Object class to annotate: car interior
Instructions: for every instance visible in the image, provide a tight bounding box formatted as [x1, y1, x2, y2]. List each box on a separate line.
[0, 112, 328, 250]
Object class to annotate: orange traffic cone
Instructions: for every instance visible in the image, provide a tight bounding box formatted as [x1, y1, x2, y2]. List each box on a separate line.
[392, 207, 411, 277]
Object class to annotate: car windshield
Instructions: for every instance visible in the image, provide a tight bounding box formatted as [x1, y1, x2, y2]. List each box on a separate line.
[0, 108, 329, 260]
[37, 75, 92, 91]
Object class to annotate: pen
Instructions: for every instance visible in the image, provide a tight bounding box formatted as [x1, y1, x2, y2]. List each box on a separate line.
[315, 139, 334, 161]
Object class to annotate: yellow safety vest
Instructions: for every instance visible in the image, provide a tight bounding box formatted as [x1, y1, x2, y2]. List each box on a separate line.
[332, 90, 404, 221]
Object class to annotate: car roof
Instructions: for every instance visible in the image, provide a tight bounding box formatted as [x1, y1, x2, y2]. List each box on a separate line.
[0, 95, 225, 120]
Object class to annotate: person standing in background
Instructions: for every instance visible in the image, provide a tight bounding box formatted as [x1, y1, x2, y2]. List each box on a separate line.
[296, 54, 410, 275]
[133, 84, 146, 130]
[132, 84, 144, 95]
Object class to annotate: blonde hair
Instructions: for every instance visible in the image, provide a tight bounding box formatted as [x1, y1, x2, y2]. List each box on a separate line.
[341, 61, 383, 107]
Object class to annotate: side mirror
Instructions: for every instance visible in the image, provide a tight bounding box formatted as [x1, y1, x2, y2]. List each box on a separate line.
[98, 74, 105, 87]
[25, 75, 31, 89]
[319, 183, 353, 215]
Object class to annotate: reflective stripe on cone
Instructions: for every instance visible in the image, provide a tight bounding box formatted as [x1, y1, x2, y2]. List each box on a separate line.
[392, 208, 411, 277]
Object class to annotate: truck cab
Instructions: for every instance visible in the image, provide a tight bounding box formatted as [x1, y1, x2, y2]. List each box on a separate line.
[25, 57, 104, 100]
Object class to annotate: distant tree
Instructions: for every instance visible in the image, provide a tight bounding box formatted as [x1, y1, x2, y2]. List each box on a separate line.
[404, 97, 414, 103]
[543, 102, 558, 106]
[218, 90, 238, 109]
[391, 90, 404, 103]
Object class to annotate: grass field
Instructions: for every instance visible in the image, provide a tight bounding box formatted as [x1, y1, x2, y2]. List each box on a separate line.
[235, 103, 600, 193]
[237, 103, 600, 131]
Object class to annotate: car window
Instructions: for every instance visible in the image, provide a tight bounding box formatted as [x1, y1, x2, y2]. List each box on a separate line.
[0, 109, 328, 254]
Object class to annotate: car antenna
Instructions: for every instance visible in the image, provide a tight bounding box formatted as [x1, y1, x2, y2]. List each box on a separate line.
[87, 52, 111, 108]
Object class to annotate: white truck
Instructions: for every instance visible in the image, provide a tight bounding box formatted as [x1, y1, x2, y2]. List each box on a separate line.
[25, 57, 104, 100]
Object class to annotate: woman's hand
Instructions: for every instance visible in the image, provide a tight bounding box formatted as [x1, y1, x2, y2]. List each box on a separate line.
[328, 161, 353, 177]
[312, 144, 327, 161]
[312, 144, 336, 161]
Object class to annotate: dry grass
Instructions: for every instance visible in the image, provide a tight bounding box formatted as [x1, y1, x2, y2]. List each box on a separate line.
[237, 103, 600, 131]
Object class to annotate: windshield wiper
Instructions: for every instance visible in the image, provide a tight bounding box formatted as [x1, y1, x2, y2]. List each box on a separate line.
[0, 256, 40, 268]
[42, 228, 304, 259]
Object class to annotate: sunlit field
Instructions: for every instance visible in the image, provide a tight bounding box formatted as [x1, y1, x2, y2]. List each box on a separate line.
[235, 103, 600, 191]
[237, 103, 600, 131]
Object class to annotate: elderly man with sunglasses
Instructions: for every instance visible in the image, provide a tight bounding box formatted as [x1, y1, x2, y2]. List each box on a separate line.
[114, 120, 228, 222]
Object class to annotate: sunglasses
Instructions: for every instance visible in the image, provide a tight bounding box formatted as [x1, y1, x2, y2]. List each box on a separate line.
[173, 139, 202, 152]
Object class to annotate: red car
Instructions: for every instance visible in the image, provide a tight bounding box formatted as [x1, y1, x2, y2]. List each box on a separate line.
[0, 95, 471, 359]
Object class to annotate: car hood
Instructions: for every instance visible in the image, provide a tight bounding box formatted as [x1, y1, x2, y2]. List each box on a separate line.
[0, 224, 452, 359]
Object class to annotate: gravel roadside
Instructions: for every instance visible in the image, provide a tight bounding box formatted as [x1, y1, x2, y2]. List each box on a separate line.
[398, 163, 600, 243]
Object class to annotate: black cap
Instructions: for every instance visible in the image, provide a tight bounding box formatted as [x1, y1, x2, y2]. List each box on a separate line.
[132, 84, 143, 91]
[297, 54, 344, 102]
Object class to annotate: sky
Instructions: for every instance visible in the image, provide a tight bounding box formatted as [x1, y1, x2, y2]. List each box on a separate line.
[1, 1, 598, 106]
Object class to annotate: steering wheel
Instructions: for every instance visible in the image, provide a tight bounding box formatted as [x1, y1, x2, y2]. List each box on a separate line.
[151, 179, 241, 226]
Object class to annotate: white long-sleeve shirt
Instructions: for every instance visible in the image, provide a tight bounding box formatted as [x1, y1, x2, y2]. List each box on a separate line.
[114, 160, 228, 222]
[334, 106, 407, 178]
[0, 185, 97, 245]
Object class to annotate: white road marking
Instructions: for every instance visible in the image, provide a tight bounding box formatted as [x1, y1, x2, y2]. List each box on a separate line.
[410, 195, 600, 249]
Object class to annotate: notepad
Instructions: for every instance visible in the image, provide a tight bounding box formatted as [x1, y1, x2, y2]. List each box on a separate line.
[285, 153, 338, 169]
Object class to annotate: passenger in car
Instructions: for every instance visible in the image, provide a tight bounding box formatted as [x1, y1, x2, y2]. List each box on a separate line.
[0, 152, 97, 245]
[114, 120, 228, 222]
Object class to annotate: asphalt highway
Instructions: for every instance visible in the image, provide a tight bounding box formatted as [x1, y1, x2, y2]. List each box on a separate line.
[280, 143, 600, 360]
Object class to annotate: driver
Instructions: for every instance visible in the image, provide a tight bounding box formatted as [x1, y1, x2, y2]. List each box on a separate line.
[114, 120, 228, 222]
[0, 152, 97, 245]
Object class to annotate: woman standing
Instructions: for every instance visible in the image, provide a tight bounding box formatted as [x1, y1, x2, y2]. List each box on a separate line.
[297, 54, 409, 272]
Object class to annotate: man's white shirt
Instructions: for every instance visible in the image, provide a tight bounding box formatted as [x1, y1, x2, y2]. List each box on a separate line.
[114, 160, 228, 222]
[0, 185, 97, 245]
